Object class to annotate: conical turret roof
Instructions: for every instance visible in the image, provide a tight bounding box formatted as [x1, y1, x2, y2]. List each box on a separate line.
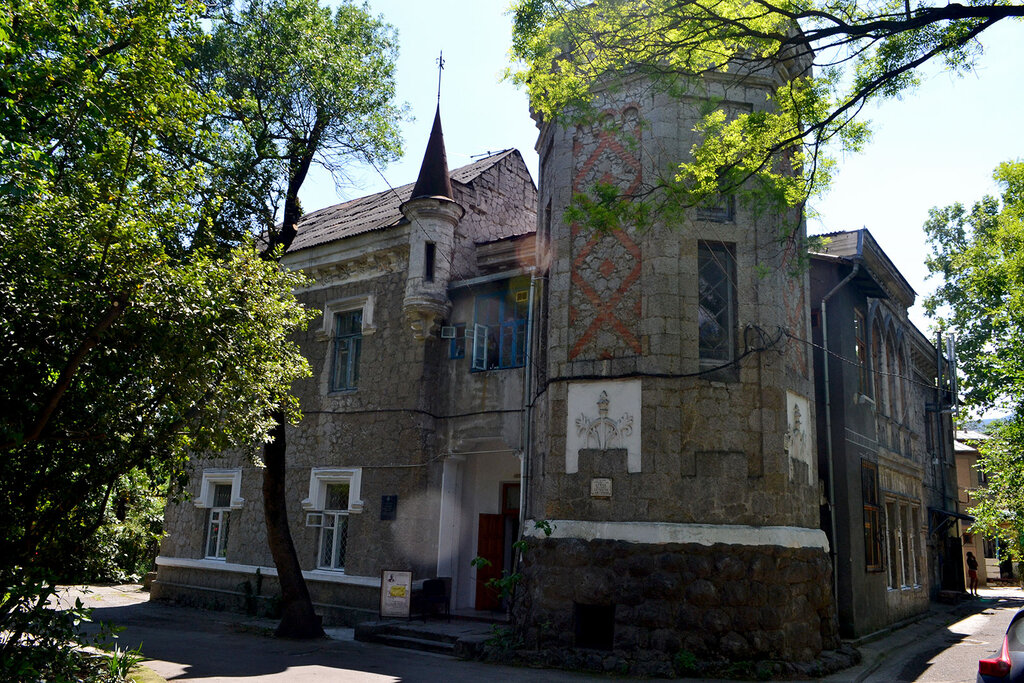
[409, 105, 454, 200]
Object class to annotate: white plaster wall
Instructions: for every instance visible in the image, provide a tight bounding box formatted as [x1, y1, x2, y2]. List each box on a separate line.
[452, 451, 521, 610]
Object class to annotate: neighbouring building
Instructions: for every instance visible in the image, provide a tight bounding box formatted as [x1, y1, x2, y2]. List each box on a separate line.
[809, 229, 959, 638]
[956, 429, 1001, 585]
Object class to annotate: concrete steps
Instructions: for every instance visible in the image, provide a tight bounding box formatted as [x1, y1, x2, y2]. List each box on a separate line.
[354, 619, 498, 658]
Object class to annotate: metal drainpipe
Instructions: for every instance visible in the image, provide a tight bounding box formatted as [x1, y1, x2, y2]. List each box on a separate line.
[519, 269, 537, 537]
[935, 332, 949, 514]
[820, 261, 861, 600]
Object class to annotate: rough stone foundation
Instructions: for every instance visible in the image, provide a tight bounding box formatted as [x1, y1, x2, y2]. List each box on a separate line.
[512, 537, 838, 675]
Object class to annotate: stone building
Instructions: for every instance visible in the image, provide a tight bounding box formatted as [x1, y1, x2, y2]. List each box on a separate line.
[809, 229, 959, 638]
[955, 429, 998, 585]
[154, 78, 953, 671]
[155, 109, 541, 621]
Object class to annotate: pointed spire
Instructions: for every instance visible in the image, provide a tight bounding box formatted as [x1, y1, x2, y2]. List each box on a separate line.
[409, 104, 454, 201]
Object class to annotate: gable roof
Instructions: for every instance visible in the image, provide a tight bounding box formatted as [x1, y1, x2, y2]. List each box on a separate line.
[810, 229, 916, 308]
[287, 149, 519, 254]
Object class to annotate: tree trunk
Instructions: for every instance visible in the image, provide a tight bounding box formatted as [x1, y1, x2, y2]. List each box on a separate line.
[260, 117, 327, 639]
[262, 410, 324, 638]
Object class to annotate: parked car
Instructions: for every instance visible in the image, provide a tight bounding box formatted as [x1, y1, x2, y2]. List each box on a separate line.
[979, 609, 1024, 681]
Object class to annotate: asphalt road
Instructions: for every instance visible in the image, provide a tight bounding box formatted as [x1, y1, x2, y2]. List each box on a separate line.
[865, 591, 1024, 683]
[57, 584, 1024, 682]
[58, 585, 602, 682]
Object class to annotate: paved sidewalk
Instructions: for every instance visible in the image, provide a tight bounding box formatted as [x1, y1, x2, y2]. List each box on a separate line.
[823, 586, 1023, 683]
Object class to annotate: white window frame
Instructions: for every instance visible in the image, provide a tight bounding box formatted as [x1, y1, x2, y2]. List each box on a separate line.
[194, 468, 244, 510]
[205, 504, 231, 560]
[314, 486, 349, 571]
[472, 323, 488, 370]
[301, 468, 363, 513]
[885, 500, 899, 589]
[320, 295, 376, 338]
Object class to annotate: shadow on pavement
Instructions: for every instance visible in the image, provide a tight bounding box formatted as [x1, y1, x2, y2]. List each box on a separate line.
[77, 593, 596, 682]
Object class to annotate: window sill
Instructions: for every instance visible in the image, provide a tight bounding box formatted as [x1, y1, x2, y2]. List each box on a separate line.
[156, 557, 382, 588]
[469, 365, 525, 373]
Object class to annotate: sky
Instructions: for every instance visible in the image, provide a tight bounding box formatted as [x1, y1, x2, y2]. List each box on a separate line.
[301, 2, 1024, 334]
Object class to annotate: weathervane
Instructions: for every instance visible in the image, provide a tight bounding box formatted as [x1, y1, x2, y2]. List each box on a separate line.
[436, 50, 444, 103]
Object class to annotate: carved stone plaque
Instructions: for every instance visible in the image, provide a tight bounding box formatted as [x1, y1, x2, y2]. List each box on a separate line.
[590, 478, 613, 499]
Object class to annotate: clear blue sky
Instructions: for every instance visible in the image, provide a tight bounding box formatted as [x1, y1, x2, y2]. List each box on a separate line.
[301, 3, 1024, 333]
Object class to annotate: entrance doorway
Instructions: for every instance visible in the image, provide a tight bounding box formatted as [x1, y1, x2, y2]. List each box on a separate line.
[475, 482, 520, 610]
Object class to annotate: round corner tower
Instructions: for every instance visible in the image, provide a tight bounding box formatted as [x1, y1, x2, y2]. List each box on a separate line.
[516, 62, 837, 671]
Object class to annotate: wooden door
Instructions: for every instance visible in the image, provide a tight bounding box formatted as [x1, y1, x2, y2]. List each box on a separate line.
[475, 513, 504, 610]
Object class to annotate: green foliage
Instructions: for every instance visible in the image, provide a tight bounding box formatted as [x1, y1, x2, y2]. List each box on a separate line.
[105, 643, 144, 681]
[0, 0, 315, 581]
[966, 419, 1024, 562]
[484, 624, 524, 652]
[470, 555, 493, 570]
[924, 160, 1024, 413]
[186, 0, 404, 249]
[2, 0, 402, 651]
[63, 469, 167, 584]
[0, 574, 134, 682]
[924, 160, 1024, 558]
[509, 0, 1014, 226]
[674, 648, 699, 674]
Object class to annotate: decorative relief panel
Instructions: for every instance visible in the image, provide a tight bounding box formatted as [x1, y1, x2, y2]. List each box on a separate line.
[566, 380, 642, 473]
[568, 106, 643, 361]
[785, 391, 813, 482]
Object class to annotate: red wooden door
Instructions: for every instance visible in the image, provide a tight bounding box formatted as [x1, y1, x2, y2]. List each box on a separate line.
[475, 513, 504, 610]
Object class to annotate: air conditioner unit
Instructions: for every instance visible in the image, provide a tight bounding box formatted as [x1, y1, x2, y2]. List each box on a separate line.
[440, 325, 457, 339]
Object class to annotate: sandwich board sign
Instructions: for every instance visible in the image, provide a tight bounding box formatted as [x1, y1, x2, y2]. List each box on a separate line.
[380, 569, 412, 618]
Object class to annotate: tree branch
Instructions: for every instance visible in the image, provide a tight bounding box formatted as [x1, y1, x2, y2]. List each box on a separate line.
[2, 295, 130, 451]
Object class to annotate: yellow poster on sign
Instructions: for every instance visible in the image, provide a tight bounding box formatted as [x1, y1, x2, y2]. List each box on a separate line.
[379, 569, 412, 618]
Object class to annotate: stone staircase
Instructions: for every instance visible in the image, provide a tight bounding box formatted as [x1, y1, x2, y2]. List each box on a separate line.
[354, 617, 501, 658]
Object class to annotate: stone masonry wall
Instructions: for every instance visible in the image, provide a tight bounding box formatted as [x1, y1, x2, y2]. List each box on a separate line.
[514, 537, 837, 675]
[531, 76, 820, 532]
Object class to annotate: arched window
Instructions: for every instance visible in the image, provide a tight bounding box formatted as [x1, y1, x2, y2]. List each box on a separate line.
[872, 318, 889, 416]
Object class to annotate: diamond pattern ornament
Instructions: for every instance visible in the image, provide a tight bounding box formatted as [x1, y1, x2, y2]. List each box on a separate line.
[569, 106, 643, 360]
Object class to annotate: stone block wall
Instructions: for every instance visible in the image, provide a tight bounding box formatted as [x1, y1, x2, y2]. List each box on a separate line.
[513, 537, 837, 674]
[531, 76, 819, 531]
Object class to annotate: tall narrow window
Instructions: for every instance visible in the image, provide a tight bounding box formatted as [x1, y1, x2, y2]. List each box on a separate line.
[886, 500, 903, 588]
[424, 242, 436, 282]
[862, 462, 882, 571]
[205, 483, 232, 559]
[330, 310, 362, 392]
[854, 310, 869, 396]
[317, 483, 349, 571]
[698, 242, 736, 365]
[471, 286, 528, 371]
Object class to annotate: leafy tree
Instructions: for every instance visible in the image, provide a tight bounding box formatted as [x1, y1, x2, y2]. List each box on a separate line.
[923, 160, 1024, 567]
[968, 420, 1024, 571]
[188, 0, 403, 638]
[0, 0, 313, 671]
[509, 0, 1023, 224]
[182, 0, 403, 252]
